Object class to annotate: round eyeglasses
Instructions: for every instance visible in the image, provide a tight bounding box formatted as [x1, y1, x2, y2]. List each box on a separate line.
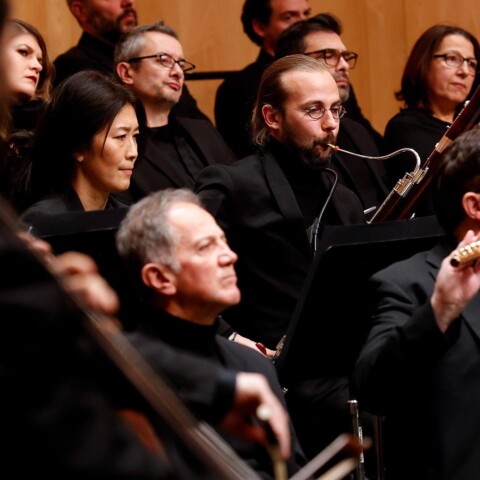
[304, 48, 358, 69]
[295, 104, 347, 121]
[126, 52, 196, 73]
[433, 52, 478, 74]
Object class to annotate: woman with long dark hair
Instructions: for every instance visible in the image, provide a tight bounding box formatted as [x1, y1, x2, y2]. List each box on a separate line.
[22, 70, 139, 227]
[0, 19, 54, 210]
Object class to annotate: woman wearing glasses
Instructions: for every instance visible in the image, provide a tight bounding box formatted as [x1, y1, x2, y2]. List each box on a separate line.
[21, 70, 139, 230]
[383, 24, 480, 215]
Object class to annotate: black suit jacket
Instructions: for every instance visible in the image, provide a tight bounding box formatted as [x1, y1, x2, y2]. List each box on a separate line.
[129, 307, 308, 479]
[353, 241, 480, 479]
[120, 116, 237, 203]
[196, 150, 365, 348]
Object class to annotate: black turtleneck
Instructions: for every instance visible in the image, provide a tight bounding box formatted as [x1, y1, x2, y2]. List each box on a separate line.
[268, 140, 337, 229]
[136, 303, 222, 362]
[132, 302, 310, 479]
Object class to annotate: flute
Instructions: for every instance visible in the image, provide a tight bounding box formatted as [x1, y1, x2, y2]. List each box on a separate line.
[450, 240, 480, 267]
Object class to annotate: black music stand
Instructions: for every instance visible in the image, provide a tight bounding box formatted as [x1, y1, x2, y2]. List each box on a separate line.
[29, 208, 139, 328]
[275, 215, 445, 385]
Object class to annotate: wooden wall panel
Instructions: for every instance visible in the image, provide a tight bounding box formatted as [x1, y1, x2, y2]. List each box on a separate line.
[7, 0, 480, 136]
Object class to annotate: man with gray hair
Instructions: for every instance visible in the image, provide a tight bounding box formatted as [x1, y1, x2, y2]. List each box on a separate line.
[116, 188, 308, 478]
[114, 22, 236, 202]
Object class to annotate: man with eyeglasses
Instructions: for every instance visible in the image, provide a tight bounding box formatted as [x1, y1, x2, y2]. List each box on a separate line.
[196, 55, 365, 458]
[54, 1, 205, 121]
[114, 22, 236, 202]
[276, 13, 389, 216]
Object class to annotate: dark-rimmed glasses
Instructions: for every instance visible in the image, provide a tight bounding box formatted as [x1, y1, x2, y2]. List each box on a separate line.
[126, 52, 196, 73]
[304, 48, 358, 69]
[295, 104, 347, 120]
[433, 52, 478, 74]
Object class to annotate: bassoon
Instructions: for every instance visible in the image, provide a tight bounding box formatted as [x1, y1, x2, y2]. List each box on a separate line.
[369, 84, 480, 223]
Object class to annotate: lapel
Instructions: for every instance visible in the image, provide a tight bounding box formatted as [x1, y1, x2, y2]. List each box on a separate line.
[462, 290, 480, 341]
[424, 241, 448, 279]
[175, 117, 211, 165]
[261, 151, 311, 256]
[426, 241, 480, 341]
[261, 151, 303, 222]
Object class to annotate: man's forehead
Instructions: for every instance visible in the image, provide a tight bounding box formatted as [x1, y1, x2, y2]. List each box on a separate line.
[270, 0, 310, 16]
[283, 68, 334, 88]
[281, 69, 339, 102]
[304, 30, 347, 51]
[142, 31, 183, 53]
[169, 203, 220, 236]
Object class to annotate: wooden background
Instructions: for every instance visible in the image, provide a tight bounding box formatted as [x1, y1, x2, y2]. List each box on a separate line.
[9, 1, 480, 136]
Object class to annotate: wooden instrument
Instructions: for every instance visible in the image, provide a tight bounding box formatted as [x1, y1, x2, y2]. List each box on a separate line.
[450, 240, 480, 267]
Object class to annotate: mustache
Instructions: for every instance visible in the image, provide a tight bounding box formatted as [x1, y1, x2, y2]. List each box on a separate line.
[119, 8, 138, 22]
[333, 72, 350, 82]
[314, 134, 336, 148]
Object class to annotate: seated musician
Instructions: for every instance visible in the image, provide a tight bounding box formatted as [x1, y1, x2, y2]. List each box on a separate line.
[21, 70, 138, 230]
[353, 128, 480, 479]
[116, 188, 309, 478]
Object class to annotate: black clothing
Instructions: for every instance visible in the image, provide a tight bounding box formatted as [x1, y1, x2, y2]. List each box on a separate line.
[333, 117, 388, 213]
[117, 115, 237, 204]
[383, 109, 449, 183]
[11, 98, 47, 132]
[0, 212, 243, 477]
[382, 109, 449, 215]
[343, 88, 383, 150]
[353, 240, 480, 479]
[53, 32, 207, 120]
[215, 49, 273, 159]
[196, 141, 366, 465]
[196, 140, 365, 348]
[21, 187, 127, 232]
[129, 305, 308, 479]
[0, 100, 48, 213]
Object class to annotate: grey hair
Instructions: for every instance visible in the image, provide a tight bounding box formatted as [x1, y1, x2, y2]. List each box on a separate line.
[116, 189, 201, 280]
[114, 21, 178, 66]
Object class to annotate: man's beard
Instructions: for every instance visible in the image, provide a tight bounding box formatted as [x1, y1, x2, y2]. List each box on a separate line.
[283, 126, 336, 170]
[87, 8, 138, 44]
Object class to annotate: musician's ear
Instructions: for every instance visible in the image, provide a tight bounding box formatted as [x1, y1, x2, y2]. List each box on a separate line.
[141, 263, 177, 296]
[461, 192, 480, 221]
[262, 104, 282, 131]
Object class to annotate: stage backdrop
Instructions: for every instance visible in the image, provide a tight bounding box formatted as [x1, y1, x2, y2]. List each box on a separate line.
[10, 0, 480, 137]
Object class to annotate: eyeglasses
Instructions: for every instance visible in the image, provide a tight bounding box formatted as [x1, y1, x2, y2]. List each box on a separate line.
[433, 52, 478, 74]
[295, 104, 347, 120]
[304, 48, 358, 69]
[126, 52, 196, 73]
